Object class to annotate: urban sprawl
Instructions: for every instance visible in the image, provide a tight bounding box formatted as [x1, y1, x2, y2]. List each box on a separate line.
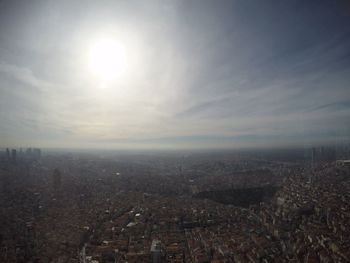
[1, 147, 349, 262]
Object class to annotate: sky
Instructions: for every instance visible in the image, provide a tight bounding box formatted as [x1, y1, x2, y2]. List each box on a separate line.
[0, 0, 350, 149]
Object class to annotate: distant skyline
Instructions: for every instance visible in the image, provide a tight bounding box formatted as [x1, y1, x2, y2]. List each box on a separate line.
[1, 0, 350, 149]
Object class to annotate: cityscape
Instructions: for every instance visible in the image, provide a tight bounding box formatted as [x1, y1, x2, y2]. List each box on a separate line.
[1, 0, 350, 262]
[1, 146, 350, 262]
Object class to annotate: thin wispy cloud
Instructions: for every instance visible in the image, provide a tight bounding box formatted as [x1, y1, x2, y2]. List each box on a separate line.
[0, 0, 349, 149]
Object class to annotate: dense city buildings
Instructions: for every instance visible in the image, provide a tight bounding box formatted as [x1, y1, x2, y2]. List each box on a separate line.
[0, 147, 349, 262]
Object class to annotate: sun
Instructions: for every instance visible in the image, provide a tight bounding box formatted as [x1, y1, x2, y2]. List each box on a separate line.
[88, 38, 126, 81]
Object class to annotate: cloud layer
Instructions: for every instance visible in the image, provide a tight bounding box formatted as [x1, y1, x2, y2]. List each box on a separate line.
[1, 0, 350, 149]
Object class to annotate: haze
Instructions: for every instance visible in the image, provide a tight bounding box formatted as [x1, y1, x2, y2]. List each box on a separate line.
[1, 0, 350, 149]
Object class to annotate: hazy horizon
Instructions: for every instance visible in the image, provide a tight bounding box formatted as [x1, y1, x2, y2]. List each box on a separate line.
[1, 0, 350, 149]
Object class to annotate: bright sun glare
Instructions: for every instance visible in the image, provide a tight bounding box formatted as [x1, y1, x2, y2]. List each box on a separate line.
[88, 38, 126, 81]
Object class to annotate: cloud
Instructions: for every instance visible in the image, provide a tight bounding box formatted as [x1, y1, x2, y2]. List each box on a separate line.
[0, 0, 350, 149]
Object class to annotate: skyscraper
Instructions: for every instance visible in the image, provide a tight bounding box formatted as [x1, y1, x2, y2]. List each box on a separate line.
[6, 148, 10, 161]
[151, 240, 162, 263]
[11, 149, 17, 164]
